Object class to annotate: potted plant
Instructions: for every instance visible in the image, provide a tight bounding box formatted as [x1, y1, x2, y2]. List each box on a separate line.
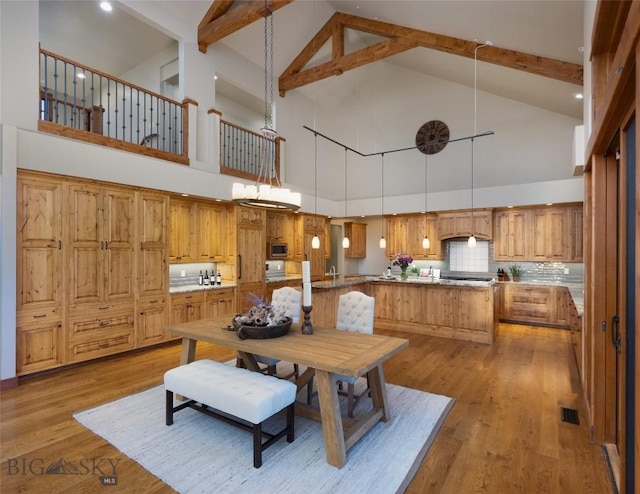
[509, 264, 525, 282]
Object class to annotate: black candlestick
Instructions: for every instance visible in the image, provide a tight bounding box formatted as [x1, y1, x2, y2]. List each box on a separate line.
[301, 305, 313, 335]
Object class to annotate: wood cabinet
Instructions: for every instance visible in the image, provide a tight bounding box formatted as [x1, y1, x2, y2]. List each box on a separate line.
[266, 211, 287, 242]
[324, 218, 331, 259]
[500, 283, 570, 328]
[373, 282, 496, 343]
[170, 291, 204, 325]
[290, 214, 304, 261]
[437, 209, 492, 240]
[493, 204, 582, 261]
[236, 207, 266, 308]
[406, 214, 442, 260]
[493, 210, 529, 260]
[531, 208, 569, 260]
[66, 307, 135, 364]
[385, 216, 409, 258]
[168, 199, 194, 262]
[303, 215, 326, 280]
[16, 174, 65, 375]
[138, 191, 168, 298]
[569, 205, 584, 261]
[203, 288, 236, 318]
[196, 202, 227, 262]
[66, 183, 136, 307]
[137, 295, 172, 347]
[344, 222, 366, 258]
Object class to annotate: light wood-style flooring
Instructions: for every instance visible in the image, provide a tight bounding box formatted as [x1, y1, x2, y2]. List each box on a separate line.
[0, 323, 612, 493]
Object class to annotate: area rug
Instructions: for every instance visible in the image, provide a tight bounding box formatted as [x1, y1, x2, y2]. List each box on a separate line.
[74, 366, 453, 494]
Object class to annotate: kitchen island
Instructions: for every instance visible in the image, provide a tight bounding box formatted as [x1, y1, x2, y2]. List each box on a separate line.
[309, 276, 499, 344]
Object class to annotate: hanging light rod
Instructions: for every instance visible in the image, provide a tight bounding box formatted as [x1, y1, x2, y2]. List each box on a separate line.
[302, 125, 494, 157]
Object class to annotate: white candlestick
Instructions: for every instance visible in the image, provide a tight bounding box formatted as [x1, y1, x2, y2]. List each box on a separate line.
[302, 261, 311, 284]
[303, 282, 312, 306]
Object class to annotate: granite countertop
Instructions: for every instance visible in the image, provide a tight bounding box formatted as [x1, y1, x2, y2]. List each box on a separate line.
[370, 276, 495, 287]
[169, 282, 237, 294]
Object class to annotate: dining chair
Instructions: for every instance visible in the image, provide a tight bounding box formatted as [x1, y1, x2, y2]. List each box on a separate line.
[248, 286, 302, 379]
[307, 290, 375, 417]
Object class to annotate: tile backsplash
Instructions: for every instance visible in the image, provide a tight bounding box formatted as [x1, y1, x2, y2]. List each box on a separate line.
[449, 240, 489, 272]
[169, 262, 216, 287]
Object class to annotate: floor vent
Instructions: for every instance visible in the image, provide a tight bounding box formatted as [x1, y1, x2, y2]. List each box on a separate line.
[560, 407, 580, 425]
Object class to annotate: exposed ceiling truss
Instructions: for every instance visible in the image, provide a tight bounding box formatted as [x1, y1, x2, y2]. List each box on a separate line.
[198, 1, 583, 96]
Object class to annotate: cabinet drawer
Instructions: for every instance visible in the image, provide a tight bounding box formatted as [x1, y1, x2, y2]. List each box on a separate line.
[67, 301, 134, 318]
[17, 307, 61, 326]
[68, 312, 135, 340]
[67, 331, 134, 363]
[505, 285, 551, 323]
[138, 295, 167, 309]
[170, 291, 205, 305]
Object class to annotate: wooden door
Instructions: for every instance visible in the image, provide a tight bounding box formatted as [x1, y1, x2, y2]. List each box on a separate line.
[407, 215, 426, 259]
[17, 175, 63, 313]
[168, 199, 193, 262]
[304, 230, 325, 280]
[138, 192, 168, 298]
[67, 184, 103, 305]
[237, 225, 265, 285]
[103, 188, 135, 302]
[547, 208, 569, 259]
[197, 202, 225, 261]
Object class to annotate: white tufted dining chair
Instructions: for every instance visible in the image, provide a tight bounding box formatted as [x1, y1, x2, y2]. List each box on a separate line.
[307, 291, 375, 416]
[253, 287, 302, 378]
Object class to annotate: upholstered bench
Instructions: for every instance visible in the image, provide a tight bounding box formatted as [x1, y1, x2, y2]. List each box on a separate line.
[164, 359, 296, 468]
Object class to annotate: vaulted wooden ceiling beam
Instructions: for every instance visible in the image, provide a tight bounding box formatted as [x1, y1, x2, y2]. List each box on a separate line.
[198, 0, 294, 54]
[279, 12, 583, 96]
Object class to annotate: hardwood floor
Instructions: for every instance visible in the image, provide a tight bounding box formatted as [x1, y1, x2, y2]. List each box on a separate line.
[1, 323, 611, 493]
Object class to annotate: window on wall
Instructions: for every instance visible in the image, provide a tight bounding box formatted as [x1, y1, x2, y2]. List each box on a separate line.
[449, 240, 489, 272]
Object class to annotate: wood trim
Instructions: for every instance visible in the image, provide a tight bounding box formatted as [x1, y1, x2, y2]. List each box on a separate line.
[0, 377, 19, 391]
[198, 0, 295, 53]
[38, 121, 189, 166]
[279, 12, 583, 96]
[591, 1, 631, 56]
[220, 119, 267, 139]
[585, 1, 640, 159]
[208, 108, 223, 116]
[182, 98, 199, 106]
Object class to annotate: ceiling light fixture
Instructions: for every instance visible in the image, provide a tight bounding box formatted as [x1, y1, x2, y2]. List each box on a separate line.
[574, 93, 583, 100]
[468, 41, 491, 248]
[379, 153, 386, 249]
[232, 0, 300, 211]
[342, 148, 350, 249]
[311, 132, 320, 249]
[422, 154, 430, 249]
[99, 2, 113, 12]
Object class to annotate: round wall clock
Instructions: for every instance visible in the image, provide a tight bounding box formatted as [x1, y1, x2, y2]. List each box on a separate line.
[415, 120, 450, 155]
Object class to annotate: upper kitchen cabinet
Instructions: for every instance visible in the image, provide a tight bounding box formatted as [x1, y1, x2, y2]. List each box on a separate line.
[437, 209, 492, 240]
[168, 198, 194, 263]
[531, 208, 569, 260]
[195, 201, 229, 262]
[303, 215, 326, 280]
[407, 214, 443, 260]
[493, 209, 529, 261]
[493, 203, 583, 261]
[66, 182, 135, 307]
[385, 215, 409, 258]
[266, 211, 287, 242]
[344, 222, 366, 258]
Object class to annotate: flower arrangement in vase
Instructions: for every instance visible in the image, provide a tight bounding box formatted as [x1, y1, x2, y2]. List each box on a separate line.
[393, 254, 414, 280]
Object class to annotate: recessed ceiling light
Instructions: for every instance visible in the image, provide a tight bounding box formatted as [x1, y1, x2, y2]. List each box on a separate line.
[574, 93, 583, 100]
[100, 2, 113, 12]
[77, 73, 86, 79]
[507, 205, 514, 208]
[181, 193, 189, 197]
[546, 203, 553, 206]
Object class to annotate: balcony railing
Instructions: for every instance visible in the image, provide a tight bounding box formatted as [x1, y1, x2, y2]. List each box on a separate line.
[219, 119, 282, 182]
[39, 48, 189, 165]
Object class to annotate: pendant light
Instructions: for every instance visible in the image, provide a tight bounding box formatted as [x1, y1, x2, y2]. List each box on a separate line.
[379, 153, 386, 249]
[311, 133, 320, 249]
[422, 154, 430, 249]
[231, 0, 301, 211]
[342, 148, 350, 249]
[468, 41, 490, 248]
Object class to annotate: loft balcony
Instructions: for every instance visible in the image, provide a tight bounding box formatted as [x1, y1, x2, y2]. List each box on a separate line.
[38, 47, 284, 184]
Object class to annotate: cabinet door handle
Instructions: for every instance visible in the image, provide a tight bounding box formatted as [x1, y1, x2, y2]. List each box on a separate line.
[149, 299, 158, 304]
[238, 255, 242, 279]
[612, 314, 621, 353]
[99, 321, 109, 327]
[98, 306, 109, 310]
[33, 314, 46, 319]
[58, 240, 62, 250]
[104, 241, 108, 250]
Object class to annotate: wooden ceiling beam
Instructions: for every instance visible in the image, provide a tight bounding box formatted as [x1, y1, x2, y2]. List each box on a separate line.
[280, 36, 419, 95]
[279, 12, 583, 96]
[198, 0, 234, 32]
[198, 0, 294, 54]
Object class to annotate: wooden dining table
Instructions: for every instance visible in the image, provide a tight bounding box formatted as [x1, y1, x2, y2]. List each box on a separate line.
[164, 314, 409, 468]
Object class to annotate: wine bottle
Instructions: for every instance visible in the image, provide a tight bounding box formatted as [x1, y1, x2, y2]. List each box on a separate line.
[204, 270, 209, 286]
[198, 270, 204, 285]
[216, 271, 221, 285]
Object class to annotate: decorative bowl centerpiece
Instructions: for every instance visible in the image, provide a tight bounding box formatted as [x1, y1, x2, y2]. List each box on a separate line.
[232, 294, 292, 340]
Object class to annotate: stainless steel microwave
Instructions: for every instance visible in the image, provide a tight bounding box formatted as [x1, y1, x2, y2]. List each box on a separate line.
[268, 242, 288, 258]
